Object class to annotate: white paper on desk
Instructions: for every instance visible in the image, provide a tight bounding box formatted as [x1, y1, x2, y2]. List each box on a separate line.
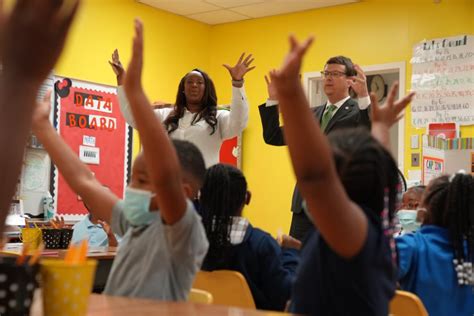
[87, 247, 108, 254]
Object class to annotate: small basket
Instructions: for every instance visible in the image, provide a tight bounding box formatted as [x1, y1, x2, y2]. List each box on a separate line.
[60, 229, 73, 249]
[0, 256, 39, 316]
[42, 229, 74, 249]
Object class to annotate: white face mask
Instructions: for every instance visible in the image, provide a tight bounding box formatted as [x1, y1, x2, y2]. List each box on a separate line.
[123, 187, 155, 226]
[397, 209, 421, 233]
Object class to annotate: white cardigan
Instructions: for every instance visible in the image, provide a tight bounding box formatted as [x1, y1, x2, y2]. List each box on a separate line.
[117, 85, 248, 167]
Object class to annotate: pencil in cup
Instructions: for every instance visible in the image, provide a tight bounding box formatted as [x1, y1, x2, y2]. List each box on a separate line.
[40, 259, 97, 316]
[19, 228, 42, 251]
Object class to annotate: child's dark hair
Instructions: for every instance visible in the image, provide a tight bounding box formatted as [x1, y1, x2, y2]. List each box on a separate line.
[200, 164, 247, 266]
[164, 69, 218, 135]
[328, 128, 401, 222]
[172, 139, 206, 186]
[423, 173, 474, 285]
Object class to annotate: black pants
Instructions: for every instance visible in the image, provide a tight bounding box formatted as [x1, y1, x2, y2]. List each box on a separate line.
[289, 210, 313, 242]
[288, 185, 313, 241]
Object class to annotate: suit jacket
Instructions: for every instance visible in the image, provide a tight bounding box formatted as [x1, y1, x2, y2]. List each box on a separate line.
[258, 98, 371, 212]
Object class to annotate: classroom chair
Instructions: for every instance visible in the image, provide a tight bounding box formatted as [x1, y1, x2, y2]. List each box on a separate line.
[192, 270, 256, 309]
[389, 290, 429, 316]
[189, 288, 213, 304]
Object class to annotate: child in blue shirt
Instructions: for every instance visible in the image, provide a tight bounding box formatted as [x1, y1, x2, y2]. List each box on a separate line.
[71, 212, 118, 247]
[396, 173, 474, 316]
[269, 35, 415, 315]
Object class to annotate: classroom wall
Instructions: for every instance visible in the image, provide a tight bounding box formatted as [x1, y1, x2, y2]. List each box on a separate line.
[35, 0, 472, 233]
[207, 0, 474, 235]
[54, 0, 212, 158]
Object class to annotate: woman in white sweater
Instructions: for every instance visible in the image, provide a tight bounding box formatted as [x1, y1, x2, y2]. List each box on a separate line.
[110, 49, 253, 167]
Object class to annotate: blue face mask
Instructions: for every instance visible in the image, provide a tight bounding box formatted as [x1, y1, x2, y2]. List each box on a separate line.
[397, 210, 421, 233]
[123, 187, 155, 226]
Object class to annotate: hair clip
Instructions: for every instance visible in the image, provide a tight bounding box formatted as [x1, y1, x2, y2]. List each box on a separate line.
[449, 169, 467, 182]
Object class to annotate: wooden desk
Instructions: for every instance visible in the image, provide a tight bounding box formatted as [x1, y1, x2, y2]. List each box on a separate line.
[1, 244, 116, 293]
[31, 293, 293, 316]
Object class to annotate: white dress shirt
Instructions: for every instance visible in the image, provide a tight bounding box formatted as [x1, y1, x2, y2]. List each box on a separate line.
[117, 85, 248, 167]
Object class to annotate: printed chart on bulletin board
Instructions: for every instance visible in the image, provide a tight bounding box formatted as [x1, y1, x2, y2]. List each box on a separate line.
[52, 77, 132, 220]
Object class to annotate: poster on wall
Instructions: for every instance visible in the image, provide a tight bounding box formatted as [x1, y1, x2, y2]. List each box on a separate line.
[422, 156, 445, 185]
[410, 35, 474, 128]
[52, 77, 132, 220]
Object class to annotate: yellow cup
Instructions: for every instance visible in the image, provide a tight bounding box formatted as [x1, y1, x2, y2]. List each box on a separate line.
[40, 259, 97, 316]
[20, 228, 42, 251]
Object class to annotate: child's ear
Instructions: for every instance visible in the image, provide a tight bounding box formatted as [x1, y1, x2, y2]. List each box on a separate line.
[245, 191, 252, 205]
[182, 183, 193, 199]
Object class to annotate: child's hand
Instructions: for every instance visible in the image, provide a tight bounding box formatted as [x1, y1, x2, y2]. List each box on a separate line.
[123, 19, 144, 98]
[223, 53, 255, 85]
[0, 0, 80, 87]
[280, 234, 302, 250]
[98, 220, 112, 235]
[32, 91, 53, 132]
[270, 35, 314, 98]
[108, 49, 125, 85]
[370, 82, 415, 129]
[50, 216, 65, 229]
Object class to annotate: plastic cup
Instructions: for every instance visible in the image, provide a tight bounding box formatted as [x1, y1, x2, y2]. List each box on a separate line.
[40, 259, 97, 316]
[20, 228, 42, 251]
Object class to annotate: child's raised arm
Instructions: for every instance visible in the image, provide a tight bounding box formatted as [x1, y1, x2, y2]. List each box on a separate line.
[0, 0, 80, 233]
[32, 92, 118, 223]
[270, 36, 367, 259]
[123, 20, 186, 225]
[370, 82, 415, 150]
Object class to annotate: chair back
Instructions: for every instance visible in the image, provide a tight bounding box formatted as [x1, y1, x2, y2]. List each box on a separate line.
[389, 290, 429, 316]
[193, 270, 255, 308]
[189, 288, 213, 304]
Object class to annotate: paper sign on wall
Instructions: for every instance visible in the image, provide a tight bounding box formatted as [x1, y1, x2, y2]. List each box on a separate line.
[422, 156, 444, 185]
[410, 35, 474, 127]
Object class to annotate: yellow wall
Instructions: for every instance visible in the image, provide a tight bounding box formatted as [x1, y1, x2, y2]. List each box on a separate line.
[58, 0, 472, 236]
[208, 0, 474, 235]
[55, 0, 211, 157]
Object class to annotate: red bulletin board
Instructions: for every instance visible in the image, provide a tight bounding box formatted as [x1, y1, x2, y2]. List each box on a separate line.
[52, 77, 132, 220]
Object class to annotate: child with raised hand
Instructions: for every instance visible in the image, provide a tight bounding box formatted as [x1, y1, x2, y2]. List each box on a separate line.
[31, 19, 208, 301]
[0, 0, 80, 234]
[269, 35, 414, 315]
[396, 173, 474, 316]
[200, 163, 299, 311]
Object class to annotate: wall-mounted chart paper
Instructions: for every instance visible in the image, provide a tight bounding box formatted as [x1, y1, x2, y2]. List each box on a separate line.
[411, 35, 474, 127]
[52, 77, 132, 220]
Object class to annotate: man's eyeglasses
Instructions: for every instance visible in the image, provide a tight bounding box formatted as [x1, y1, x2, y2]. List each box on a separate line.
[320, 71, 347, 78]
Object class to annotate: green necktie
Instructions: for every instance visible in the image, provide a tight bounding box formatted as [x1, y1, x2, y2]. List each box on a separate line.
[320, 104, 337, 131]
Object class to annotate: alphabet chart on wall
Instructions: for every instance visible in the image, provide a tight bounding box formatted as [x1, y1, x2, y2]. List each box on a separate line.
[52, 77, 132, 220]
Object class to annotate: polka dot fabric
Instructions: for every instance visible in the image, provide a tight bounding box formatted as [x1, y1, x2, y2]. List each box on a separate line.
[40, 259, 97, 316]
[0, 257, 39, 316]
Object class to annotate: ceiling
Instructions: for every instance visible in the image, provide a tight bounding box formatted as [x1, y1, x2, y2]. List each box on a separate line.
[137, 0, 360, 25]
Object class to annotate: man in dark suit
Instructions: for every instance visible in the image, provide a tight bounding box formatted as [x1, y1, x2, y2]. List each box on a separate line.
[258, 56, 371, 241]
